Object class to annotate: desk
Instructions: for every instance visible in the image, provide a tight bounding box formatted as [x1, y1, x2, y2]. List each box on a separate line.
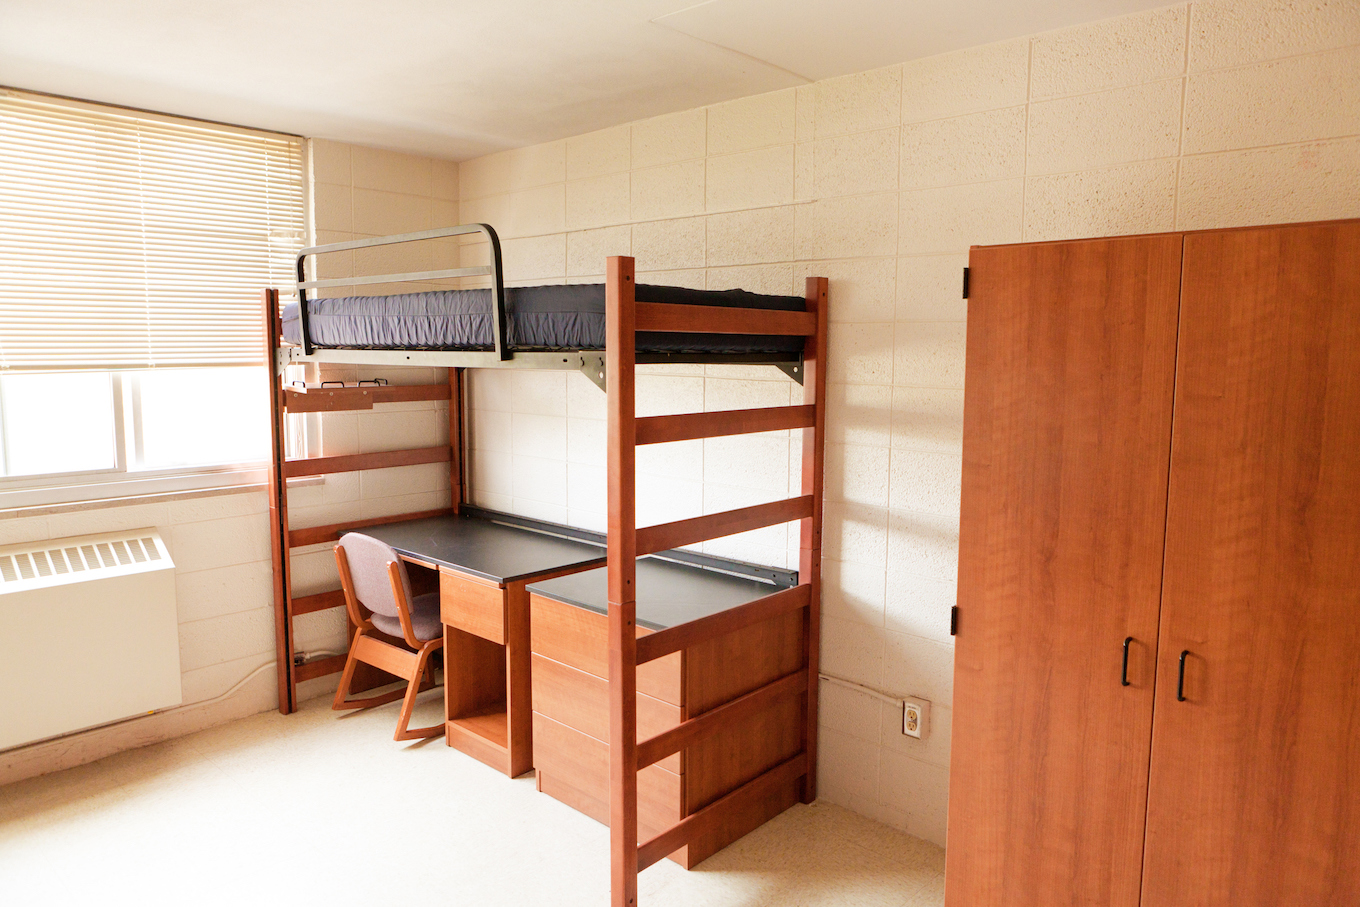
[360, 515, 605, 776]
[526, 558, 806, 867]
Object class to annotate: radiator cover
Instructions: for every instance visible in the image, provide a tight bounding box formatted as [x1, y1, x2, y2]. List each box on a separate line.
[0, 529, 181, 750]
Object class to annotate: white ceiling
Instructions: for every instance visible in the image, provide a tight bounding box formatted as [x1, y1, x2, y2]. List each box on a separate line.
[0, 0, 1175, 161]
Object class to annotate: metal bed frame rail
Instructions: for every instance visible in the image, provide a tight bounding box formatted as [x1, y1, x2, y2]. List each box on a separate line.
[282, 223, 802, 390]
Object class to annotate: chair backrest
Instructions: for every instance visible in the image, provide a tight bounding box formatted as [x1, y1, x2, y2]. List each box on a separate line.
[336, 532, 411, 619]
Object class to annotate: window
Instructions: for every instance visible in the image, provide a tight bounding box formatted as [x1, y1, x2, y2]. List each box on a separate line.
[0, 89, 305, 505]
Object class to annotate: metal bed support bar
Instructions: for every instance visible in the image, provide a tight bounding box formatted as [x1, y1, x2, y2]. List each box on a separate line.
[294, 223, 507, 359]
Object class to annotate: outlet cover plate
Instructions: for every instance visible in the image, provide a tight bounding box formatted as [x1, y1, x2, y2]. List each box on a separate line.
[902, 696, 930, 739]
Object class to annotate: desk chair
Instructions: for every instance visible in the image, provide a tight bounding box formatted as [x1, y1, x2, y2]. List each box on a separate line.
[332, 532, 444, 741]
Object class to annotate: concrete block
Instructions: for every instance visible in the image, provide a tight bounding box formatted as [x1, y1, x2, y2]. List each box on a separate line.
[501, 233, 567, 282]
[887, 508, 959, 585]
[631, 160, 705, 221]
[893, 322, 967, 389]
[566, 124, 630, 179]
[1031, 4, 1188, 99]
[310, 138, 350, 186]
[705, 145, 796, 212]
[1028, 80, 1183, 175]
[891, 386, 965, 454]
[900, 107, 1026, 190]
[1177, 137, 1360, 230]
[631, 108, 706, 169]
[828, 322, 895, 386]
[351, 145, 431, 196]
[795, 192, 898, 261]
[1024, 159, 1178, 242]
[896, 253, 968, 322]
[706, 206, 795, 266]
[899, 179, 1023, 255]
[1190, 0, 1360, 71]
[889, 448, 962, 518]
[707, 88, 796, 155]
[566, 225, 631, 277]
[815, 65, 902, 137]
[814, 127, 900, 198]
[632, 216, 704, 271]
[901, 37, 1029, 123]
[1185, 46, 1360, 154]
[793, 257, 896, 323]
[566, 173, 630, 230]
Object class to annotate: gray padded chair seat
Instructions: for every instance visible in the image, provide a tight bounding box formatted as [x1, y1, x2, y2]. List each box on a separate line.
[368, 591, 442, 642]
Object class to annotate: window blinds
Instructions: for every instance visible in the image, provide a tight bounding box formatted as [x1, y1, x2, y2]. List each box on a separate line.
[0, 90, 305, 370]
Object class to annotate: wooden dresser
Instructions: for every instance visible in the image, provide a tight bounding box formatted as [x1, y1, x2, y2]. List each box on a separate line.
[527, 557, 805, 868]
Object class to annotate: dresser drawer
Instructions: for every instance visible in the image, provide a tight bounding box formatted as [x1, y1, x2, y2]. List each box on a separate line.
[532, 712, 681, 840]
[529, 593, 682, 704]
[441, 569, 504, 644]
[532, 653, 683, 773]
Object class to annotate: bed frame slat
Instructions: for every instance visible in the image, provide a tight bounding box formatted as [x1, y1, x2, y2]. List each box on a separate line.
[636, 753, 809, 871]
[634, 495, 813, 557]
[635, 302, 816, 336]
[635, 584, 809, 665]
[635, 404, 815, 445]
[283, 446, 450, 478]
[636, 670, 807, 770]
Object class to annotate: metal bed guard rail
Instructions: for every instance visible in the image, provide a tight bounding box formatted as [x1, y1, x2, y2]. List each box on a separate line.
[293, 223, 507, 359]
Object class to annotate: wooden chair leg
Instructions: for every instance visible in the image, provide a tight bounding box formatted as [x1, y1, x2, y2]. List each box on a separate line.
[394, 641, 445, 741]
[332, 631, 405, 712]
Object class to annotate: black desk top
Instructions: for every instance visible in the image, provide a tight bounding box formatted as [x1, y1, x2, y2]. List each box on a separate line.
[355, 515, 606, 584]
[526, 556, 785, 631]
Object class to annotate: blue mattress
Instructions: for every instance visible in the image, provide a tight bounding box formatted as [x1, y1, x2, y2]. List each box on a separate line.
[281, 283, 806, 355]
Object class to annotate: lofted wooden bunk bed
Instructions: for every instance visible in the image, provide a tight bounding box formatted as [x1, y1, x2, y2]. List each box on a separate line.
[261, 224, 828, 905]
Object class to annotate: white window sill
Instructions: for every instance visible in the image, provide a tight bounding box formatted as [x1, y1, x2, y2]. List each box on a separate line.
[0, 468, 323, 518]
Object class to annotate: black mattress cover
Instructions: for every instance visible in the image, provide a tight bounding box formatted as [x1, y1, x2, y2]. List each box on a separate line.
[526, 556, 785, 631]
[350, 515, 605, 584]
[281, 283, 806, 355]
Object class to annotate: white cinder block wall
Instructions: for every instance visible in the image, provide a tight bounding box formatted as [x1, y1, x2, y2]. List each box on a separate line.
[456, 0, 1360, 846]
[0, 141, 462, 784]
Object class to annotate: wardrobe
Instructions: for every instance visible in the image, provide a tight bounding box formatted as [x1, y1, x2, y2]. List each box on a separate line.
[946, 219, 1360, 907]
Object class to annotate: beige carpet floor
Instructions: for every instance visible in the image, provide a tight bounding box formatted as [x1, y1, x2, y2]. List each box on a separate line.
[0, 689, 944, 906]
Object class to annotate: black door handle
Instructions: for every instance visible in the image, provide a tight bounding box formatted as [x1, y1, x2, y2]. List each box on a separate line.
[1177, 650, 1190, 701]
[1121, 637, 1133, 686]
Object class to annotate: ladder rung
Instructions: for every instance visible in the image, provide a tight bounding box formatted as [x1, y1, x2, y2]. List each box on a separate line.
[283, 446, 451, 478]
[635, 405, 815, 445]
[635, 496, 813, 556]
[635, 302, 816, 336]
[636, 584, 810, 664]
[637, 670, 807, 770]
[636, 752, 808, 870]
[291, 588, 346, 615]
[288, 508, 455, 549]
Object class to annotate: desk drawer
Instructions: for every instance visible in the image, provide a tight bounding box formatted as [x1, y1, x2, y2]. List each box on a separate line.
[441, 569, 504, 644]
[532, 653, 683, 773]
[532, 712, 681, 839]
[529, 593, 682, 705]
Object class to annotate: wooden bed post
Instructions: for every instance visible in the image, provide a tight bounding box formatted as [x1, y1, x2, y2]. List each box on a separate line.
[449, 367, 464, 513]
[606, 256, 639, 907]
[799, 276, 829, 802]
[262, 288, 296, 715]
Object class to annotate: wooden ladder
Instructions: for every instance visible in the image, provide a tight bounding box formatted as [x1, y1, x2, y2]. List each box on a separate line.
[604, 257, 828, 905]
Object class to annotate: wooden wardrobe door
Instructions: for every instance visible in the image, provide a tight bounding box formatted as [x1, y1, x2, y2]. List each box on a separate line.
[1142, 220, 1360, 906]
[946, 235, 1182, 907]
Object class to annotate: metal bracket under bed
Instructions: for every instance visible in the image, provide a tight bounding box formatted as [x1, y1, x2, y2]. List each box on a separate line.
[285, 224, 804, 390]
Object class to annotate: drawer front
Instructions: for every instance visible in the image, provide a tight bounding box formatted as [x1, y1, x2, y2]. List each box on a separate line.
[529, 593, 682, 704]
[532, 653, 683, 773]
[532, 712, 681, 838]
[441, 569, 505, 644]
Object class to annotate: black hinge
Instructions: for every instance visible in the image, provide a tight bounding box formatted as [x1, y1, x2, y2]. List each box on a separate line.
[950, 606, 959, 636]
[962, 267, 970, 299]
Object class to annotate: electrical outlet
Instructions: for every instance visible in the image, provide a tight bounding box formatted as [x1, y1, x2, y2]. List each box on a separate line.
[902, 697, 930, 739]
